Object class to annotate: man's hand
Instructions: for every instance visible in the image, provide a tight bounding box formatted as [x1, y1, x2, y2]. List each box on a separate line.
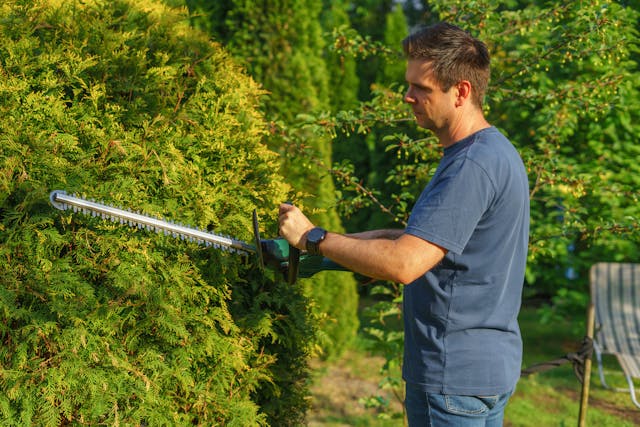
[278, 204, 315, 250]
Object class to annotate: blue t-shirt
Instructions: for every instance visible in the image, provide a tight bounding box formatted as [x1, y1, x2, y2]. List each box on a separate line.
[403, 126, 530, 395]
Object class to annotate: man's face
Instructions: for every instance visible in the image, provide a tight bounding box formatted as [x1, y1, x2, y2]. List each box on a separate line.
[404, 60, 456, 132]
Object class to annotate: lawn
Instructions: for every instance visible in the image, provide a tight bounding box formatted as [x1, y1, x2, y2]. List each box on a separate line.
[307, 303, 640, 426]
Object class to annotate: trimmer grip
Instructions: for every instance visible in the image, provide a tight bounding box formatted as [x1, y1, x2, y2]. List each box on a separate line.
[252, 209, 265, 271]
[287, 246, 300, 285]
[283, 201, 300, 285]
[298, 256, 372, 284]
[298, 255, 348, 277]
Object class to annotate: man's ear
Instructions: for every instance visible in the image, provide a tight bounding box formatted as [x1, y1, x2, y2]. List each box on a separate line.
[455, 80, 473, 107]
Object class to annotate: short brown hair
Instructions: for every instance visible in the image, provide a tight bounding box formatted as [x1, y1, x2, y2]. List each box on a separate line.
[402, 23, 490, 107]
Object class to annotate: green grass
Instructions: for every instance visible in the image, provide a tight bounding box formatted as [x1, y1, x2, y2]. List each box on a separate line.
[508, 306, 640, 426]
[308, 302, 640, 426]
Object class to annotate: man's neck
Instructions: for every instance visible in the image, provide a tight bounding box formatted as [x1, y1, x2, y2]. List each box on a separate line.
[439, 112, 490, 148]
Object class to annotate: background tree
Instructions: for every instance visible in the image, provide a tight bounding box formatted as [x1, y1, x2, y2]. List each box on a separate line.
[0, 0, 313, 424]
[185, 0, 361, 360]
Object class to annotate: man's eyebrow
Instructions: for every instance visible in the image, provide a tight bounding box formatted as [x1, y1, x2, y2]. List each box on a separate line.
[408, 81, 430, 90]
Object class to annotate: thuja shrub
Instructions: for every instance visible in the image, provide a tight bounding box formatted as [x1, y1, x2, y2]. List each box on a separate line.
[0, 0, 312, 425]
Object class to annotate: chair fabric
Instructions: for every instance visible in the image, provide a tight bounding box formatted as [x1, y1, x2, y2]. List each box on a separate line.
[590, 262, 640, 409]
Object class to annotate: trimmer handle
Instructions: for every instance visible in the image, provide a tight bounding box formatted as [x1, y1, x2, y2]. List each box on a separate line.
[252, 209, 265, 271]
[252, 207, 300, 284]
[282, 202, 300, 284]
[252, 207, 350, 284]
[258, 239, 349, 282]
[287, 245, 300, 285]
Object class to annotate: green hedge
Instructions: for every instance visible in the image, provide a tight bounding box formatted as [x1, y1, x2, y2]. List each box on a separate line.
[0, 0, 311, 425]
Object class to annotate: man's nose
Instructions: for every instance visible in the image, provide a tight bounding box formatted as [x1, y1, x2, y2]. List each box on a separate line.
[404, 87, 416, 103]
[404, 90, 416, 104]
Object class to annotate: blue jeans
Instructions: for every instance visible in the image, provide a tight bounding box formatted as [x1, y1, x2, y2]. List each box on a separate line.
[405, 383, 513, 427]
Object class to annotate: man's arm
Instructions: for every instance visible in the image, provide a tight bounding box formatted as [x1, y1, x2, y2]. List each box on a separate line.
[279, 204, 446, 285]
[346, 229, 404, 240]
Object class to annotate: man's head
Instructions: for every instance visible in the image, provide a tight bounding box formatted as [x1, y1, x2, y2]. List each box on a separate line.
[402, 23, 490, 108]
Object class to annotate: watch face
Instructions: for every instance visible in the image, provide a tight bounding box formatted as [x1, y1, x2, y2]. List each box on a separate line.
[306, 227, 326, 255]
[308, 227, 326, 244]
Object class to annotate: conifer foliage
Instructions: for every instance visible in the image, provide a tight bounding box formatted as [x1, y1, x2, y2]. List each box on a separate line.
[0, 0, 311, 425]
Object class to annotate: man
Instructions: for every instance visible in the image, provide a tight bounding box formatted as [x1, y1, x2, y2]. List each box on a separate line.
[279, 22, 529, 426]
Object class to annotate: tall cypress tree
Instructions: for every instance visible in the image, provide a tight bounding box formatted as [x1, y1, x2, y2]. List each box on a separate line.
[186, 0, 360, 359]
[321, 0, 373, 235]
[332, 1, 416, 234]
[321, 0, 360, 113]
[380, 3, 409, 86]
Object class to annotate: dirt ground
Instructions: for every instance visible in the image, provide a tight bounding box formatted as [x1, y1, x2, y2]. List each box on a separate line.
[307, 351, 404, 426]
[563, 388, 640, 426]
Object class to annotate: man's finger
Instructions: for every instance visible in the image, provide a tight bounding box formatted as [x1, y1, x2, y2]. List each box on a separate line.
[279, 203, 296, 214]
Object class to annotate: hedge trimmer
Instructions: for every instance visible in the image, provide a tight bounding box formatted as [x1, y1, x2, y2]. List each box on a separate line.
[49, 190, 347, 284]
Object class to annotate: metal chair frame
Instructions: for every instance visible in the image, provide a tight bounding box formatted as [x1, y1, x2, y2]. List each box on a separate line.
[590, 262, 640, 409]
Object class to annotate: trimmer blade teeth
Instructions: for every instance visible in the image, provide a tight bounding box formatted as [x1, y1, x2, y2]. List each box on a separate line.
[48, 190, 255, 255]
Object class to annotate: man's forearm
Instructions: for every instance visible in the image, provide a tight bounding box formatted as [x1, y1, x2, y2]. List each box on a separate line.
[320, 232, 405, 282]
[319, 231, 445, 285]
[346, 229, 404, 240]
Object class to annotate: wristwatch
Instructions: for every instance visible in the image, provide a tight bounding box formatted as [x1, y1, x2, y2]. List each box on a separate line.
[305, 227, 327, 255]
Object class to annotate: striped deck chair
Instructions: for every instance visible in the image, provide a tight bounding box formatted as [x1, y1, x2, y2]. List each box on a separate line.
[590, 262, 640, 409]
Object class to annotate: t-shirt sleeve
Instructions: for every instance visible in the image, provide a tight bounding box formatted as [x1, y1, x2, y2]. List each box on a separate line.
[405, 158, 495, 255]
